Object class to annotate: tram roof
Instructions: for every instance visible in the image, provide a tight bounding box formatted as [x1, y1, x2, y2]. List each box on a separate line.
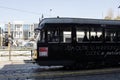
[37, 18, 120, 29]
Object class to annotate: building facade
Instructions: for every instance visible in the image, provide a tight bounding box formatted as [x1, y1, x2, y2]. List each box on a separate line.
[0, 24, 4, 46]
[4, 22, 38, 46]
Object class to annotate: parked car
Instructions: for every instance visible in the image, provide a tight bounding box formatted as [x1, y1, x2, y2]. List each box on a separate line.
[24, 42, 34, 47]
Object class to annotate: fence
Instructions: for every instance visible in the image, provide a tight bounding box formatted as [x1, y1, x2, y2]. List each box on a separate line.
[0, 46, 33, 51]
[0, 46, 33, 61]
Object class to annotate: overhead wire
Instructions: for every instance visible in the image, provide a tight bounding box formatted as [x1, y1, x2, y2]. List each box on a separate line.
[0, 5, 41, 15]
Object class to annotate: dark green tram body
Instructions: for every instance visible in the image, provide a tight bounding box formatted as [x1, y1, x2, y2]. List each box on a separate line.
[36, 43, 120, 66]
[33, 18, 120, 67]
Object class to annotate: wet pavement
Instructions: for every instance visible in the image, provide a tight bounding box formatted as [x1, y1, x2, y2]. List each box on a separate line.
[1, 61, 120, 80]
[1, 55, 120, 80]
[0, 61, 63, 80]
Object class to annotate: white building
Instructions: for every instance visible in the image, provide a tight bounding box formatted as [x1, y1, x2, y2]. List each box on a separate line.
[4, 22, 38, 46]
[0, 24, 4, 46]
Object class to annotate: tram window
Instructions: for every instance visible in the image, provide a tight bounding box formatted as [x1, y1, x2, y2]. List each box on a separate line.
[118, 32, 120, 42]
[42, 25, 72, 43]
[47, 30, 59, 43]
[76, 27, 89, 42]
[90, 27, 103, 42]
[63, 31, 71, 43]
[90, 32, 96, 41]
[66, 38, 71, 42]
[34, 30, 40, 41]
[90, 31, 102, 41]
[77, 31, 86, 42]
[104, 28, 120, 42]
[40, 31, 45, 42]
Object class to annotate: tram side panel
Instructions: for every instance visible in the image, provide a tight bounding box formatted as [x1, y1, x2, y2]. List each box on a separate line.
[36, 43, 76, 66]
[36, 42, 102, 66]
[35, 42, 120, 66]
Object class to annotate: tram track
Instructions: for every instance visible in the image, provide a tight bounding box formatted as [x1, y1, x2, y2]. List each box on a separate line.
[1, 66, 120, 79]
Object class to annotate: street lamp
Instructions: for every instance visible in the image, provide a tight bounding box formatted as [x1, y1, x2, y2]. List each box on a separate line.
[8, 22, 11, 61]
[49, 9, 52, 17]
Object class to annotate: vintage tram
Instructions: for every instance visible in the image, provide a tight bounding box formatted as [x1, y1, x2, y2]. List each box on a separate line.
[32, 18, 120, 68]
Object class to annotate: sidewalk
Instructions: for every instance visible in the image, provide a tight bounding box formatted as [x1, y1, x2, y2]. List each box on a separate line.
[0, 55, 33, 65]
[0, 60, 34, 65]
[0, 51, 34, 65]
[0, 51, 31, 56]
[0, 60, 24, 65]
[0, 56, 31, 61]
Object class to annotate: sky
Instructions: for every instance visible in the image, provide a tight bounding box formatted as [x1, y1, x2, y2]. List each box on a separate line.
[0, 0, 120, 23]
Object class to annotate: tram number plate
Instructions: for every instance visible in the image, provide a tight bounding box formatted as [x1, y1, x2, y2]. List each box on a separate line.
[39, 47, 48, 57]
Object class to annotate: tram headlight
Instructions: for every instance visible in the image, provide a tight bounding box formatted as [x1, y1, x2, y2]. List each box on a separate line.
[32, 49, 37, 59]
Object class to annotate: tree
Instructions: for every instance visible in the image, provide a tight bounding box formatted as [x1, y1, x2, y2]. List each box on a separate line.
[114, 16, 120, 20]
[104, 16, 112, 20]
[104, 8, 114, 20]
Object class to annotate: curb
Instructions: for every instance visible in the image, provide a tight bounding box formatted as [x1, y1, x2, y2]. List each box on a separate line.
[0, 60, 34, 65]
